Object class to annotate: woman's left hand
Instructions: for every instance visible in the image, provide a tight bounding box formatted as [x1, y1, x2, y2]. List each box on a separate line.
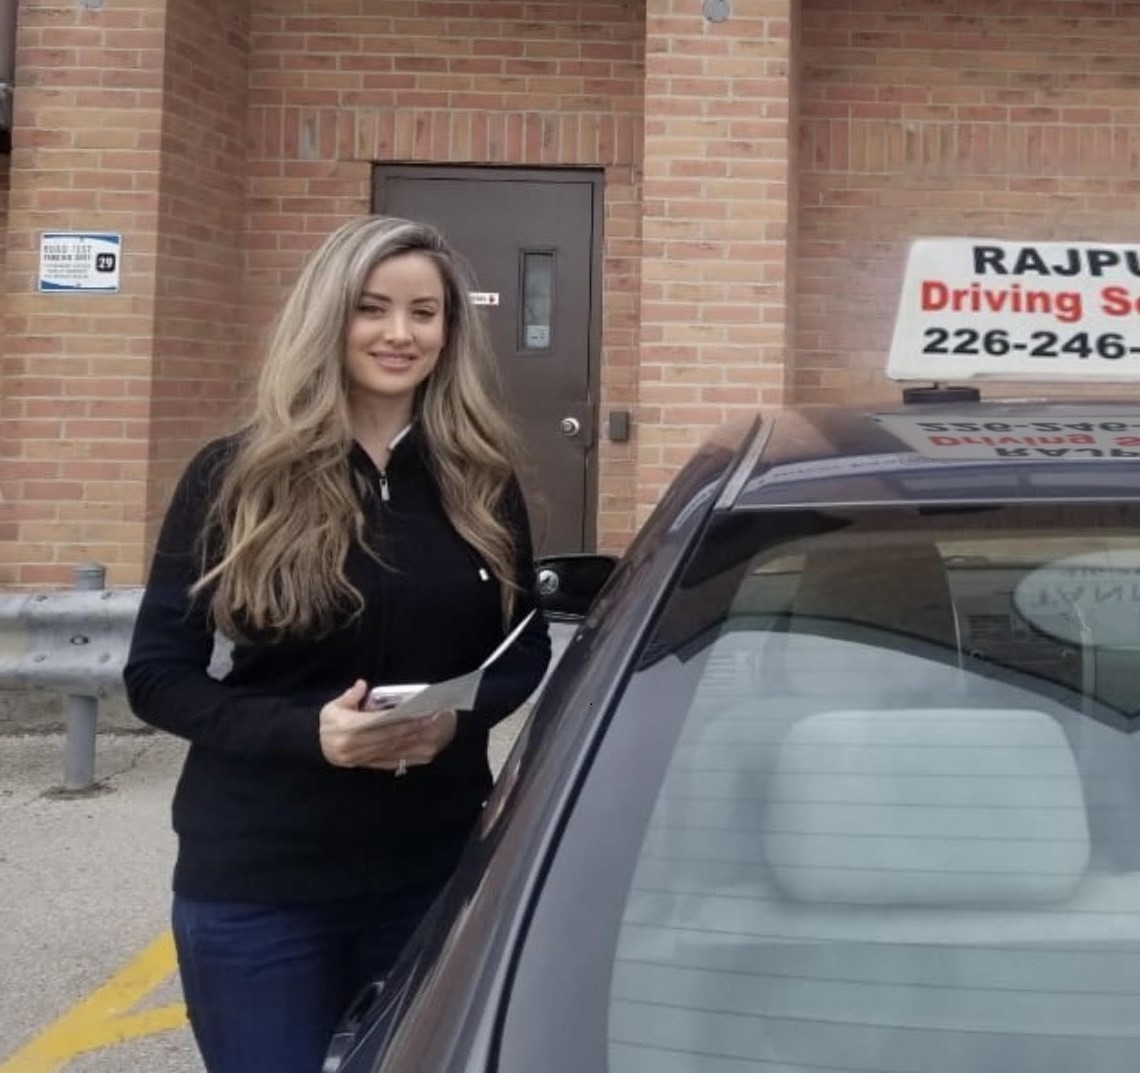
[368, 709, 458, 773]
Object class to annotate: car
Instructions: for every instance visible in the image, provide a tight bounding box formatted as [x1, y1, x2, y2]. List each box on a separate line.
[325, 238, 1140, 1073]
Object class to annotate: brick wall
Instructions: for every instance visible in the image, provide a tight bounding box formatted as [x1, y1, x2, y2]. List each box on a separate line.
[0, 1, 167, 587]
[1, 0, 253, 587]
[636, 0, 796, 520]
[798, 0, 1140, 405]
[147, 0, 251, 540]
[20, 1, 1140, 580]
[245, 0, 645, 551]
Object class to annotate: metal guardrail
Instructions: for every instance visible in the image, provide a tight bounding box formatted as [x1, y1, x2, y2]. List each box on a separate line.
[0, 567, 139, 695]
[0, 562, 238, 792]
[0, 563, 138, 791]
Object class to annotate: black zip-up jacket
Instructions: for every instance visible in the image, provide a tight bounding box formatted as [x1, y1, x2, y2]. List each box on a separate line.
[124, 429, 551, 904]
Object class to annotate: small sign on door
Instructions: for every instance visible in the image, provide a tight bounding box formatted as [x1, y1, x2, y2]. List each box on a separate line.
[470, 292, 500, 307]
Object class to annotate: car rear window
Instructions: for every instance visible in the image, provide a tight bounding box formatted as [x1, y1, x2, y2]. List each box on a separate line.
[501, 503, 1140, 1073]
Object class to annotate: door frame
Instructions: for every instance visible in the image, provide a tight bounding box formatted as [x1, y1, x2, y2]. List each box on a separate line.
[372, 164, 605, 552]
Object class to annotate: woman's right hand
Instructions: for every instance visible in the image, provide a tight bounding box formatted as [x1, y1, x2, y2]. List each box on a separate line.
[318, 680, 451, 770]
[320, 680, 402, 767]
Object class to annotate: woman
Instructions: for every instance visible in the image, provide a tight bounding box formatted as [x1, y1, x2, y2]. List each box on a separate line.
[124, 216, 551, 1073]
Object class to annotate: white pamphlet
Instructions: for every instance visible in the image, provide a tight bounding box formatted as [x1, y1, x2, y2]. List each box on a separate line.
[358, 610, 537, 728]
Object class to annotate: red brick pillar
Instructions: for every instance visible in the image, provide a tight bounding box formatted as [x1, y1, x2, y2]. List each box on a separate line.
[0, 0, 250, 587]
[636, 0, 798, 522]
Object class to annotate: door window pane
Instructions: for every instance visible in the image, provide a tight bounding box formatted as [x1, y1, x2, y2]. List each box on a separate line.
[521, 250, 554, 351]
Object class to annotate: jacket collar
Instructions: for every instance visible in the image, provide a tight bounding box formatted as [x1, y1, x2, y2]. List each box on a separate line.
[349, 422, 421, 477]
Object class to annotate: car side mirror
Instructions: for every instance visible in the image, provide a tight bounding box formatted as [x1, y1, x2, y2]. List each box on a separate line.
[535, 554, 618, 621]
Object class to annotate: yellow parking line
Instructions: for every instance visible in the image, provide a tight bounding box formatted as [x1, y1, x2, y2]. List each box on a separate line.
[0, 931, 187, 1073]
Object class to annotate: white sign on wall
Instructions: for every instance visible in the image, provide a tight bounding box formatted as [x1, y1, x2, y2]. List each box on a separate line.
[38, 232, 122, 293]
[889, 238, 1140, 381]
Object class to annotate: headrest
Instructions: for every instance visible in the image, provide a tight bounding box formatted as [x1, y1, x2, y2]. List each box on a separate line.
[763, 708, 1089, 906]
[792, 543, 959, 650]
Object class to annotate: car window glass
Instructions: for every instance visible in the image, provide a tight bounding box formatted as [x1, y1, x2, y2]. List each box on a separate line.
[501, 504, 1140, 1073]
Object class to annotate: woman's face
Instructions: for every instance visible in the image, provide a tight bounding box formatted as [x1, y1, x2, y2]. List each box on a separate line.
[344, 252, 447, 414]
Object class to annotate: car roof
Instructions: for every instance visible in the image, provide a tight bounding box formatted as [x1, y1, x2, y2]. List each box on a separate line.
[731, 396, 1140, 509]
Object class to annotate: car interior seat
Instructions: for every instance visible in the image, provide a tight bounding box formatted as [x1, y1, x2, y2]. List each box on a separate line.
[790, 539, 961, 653]
[763, 706, 1091, 907]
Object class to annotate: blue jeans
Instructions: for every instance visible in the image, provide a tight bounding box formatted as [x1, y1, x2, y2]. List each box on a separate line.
[172, 879, 445, 1073]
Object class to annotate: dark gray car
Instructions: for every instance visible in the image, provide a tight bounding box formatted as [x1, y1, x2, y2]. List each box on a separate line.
[329, 392, 1140, 1073]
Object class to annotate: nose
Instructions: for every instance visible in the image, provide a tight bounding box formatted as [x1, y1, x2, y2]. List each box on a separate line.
[383, 312, 413, 345]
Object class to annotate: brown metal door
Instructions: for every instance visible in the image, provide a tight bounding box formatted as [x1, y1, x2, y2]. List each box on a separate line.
[373, 166, 600, 555]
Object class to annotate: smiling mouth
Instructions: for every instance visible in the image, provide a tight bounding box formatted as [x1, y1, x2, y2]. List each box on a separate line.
[372, 352, 415, 366]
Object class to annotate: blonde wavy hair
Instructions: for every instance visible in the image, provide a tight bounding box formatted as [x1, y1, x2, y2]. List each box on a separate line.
[193, 216, 523, 640]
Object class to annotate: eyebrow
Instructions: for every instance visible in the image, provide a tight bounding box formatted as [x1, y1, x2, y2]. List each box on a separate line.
[359, 290, 441, 305]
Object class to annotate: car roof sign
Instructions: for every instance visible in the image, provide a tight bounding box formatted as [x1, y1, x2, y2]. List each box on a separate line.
[888, 238, 1140, 382]
[871, 404, 1140, 461]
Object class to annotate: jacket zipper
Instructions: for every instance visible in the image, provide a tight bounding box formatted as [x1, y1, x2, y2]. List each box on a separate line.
[371, 421, 412, 501]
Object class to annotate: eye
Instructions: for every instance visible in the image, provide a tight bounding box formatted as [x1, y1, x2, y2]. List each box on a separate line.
[412, 307, 439, 321]
[357, 303, 384, 316]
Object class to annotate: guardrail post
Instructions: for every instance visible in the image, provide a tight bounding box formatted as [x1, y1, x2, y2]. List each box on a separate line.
[62, 562, 107, 791]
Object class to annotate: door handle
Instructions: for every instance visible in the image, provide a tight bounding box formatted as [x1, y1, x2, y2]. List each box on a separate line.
[559, 417, 581, 437]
